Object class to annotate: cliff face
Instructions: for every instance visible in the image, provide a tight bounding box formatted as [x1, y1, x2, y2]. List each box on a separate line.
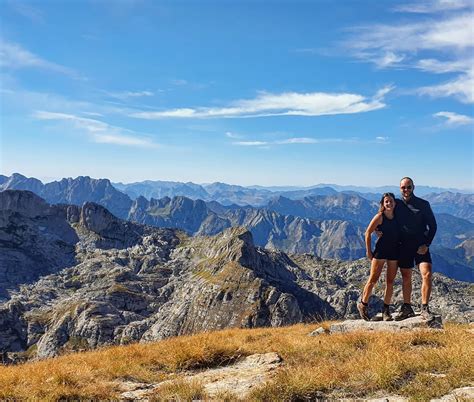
[0, 190, 472, 361]
[1, 174, 132, 219]
[129, 197, 366, 259]
[0, 190, 79, 300]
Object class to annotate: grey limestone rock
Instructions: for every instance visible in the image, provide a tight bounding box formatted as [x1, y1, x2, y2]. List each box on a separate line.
[329, 315, 443, 334]
[0, 191, 472, 360]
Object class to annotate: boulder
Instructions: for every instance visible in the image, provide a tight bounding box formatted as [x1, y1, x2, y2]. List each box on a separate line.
[330, 315, 443, 334]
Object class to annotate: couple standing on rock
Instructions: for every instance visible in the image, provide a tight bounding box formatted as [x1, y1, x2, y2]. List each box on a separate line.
[358, 177, 437, 322]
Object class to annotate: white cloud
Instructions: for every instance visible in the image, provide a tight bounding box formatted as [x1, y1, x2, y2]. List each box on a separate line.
[106, 90, 155, 100]
[345, 11, 474, 103]
[0, 40, 81, 79]
[130, 87, 392, 119]
[225, 131, 243, 139]
[416, 58, 473, 74]
[393, 0, 472, 13]
[375, 136, 390, 143]
[373, 52, 406, 68]
[433, 111, 474, 125]
[348, 13, 473, 55]
[276, 137, 319, 144]
[233, 141, 269, 146]
[33, 111, 159, 148]
[9, 1, 45, 23]
[171, 79, 188, 86]
[232, 137, 359, 146]
[418, 71, 474, 103]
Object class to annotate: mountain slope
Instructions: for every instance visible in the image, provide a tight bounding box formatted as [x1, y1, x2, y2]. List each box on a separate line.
[0, 191, 471, 361]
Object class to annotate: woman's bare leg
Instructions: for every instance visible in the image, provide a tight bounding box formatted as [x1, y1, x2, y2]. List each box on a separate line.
[361, 259, 385, 304]
[384, 260, 398, 305]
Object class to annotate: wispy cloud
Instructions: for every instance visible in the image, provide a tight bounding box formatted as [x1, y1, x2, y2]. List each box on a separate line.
[8, 1, 45, 23]
[105, 90, 155, 100]
[171, 79, 188, 86]
[33, 111, 160, 148]
[233, 141, 269, 146]
[433, 111, 474, 125]
[232, 137, 360, 147]
[393, 0, 472, 13]
[0, 40, 81, 79]
[373, 52, 405, 68]
[418, 71, 474, 103]
[375, 136, 390, 143]
[129, 87, 392, 119]
[225, 131, 243, 139]
[276, 137, 319, 144]
[294, 48, 319, 54]
[415, 58, 473, 74]
[344, 10, 473, 103]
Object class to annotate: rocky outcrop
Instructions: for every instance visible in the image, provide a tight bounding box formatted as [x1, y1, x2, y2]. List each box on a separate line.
[266, 194, 377, 225]
[119, 352, 282, 400]
[0, 192, 472, 361]
[425, 192, 474, 223]
[2, 176, 472, 281]
[0, 191, 79, 299]
[1, 174, 132, 219]
[329, 316, 443, 333]
[129, 195, 366, 259]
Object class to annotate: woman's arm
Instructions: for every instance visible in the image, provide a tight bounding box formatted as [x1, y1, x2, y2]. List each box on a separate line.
[365, 213, 382, 260]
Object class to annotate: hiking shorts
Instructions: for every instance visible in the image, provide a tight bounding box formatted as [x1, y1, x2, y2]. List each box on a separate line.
[399, 242, 432, 269]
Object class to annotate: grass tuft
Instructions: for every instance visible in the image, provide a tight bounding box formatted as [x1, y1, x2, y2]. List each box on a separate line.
[0, 323, 471, 399]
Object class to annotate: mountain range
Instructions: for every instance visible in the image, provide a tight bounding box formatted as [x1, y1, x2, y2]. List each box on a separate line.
[1, 173, 472, 282]
[0, 189, 471, 362]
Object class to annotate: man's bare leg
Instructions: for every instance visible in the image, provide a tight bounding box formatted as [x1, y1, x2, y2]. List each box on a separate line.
[419, 262, 434, 320]
[400, 268, 412, 304]
[419, 262, 432, 304]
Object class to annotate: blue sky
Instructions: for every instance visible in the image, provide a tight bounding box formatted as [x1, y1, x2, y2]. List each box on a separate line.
[1, 0, 473, 189]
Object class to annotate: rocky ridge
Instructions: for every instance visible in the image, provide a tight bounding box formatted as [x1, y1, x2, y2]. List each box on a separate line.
[2, 175, 473, 281]
[0, 190, 472, 361]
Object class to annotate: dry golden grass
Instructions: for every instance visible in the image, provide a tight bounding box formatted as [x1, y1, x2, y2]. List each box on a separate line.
[0, 323, 472, 400]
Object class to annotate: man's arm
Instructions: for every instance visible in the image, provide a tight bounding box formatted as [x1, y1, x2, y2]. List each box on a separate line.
[423, 201, 437, 246]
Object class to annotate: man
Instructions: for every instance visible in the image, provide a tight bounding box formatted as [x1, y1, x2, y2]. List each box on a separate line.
[395, 177, 437, 321]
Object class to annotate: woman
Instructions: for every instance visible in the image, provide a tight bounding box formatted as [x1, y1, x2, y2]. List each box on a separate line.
[357, 192, 399, 321]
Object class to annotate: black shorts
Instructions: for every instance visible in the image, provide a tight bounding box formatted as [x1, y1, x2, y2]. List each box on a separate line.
[399, 243, 432, 269]
[373, 246, 399, 261]
[373, 238, 399, 260]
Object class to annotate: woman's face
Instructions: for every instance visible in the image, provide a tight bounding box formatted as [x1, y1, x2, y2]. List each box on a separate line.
[383, 196, 395, 211]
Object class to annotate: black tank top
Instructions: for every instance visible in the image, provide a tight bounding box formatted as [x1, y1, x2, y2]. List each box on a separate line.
[375, 213, 399, 249]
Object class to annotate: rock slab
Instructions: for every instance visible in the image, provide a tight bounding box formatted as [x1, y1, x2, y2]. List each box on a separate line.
[119, 352, 282, 399]
[330, 315, 443, 334]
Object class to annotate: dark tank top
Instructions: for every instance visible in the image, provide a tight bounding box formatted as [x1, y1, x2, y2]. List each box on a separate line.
[375, 213, 399, 249]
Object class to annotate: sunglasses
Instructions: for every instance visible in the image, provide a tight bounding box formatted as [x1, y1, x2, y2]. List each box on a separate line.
[383, 192, 395, 198]
[400, 186, 412, 190]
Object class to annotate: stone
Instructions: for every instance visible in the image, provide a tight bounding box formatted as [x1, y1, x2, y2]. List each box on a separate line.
[309, 326, 327, 336]
[329, 315, 443, 334]
[431, 386, 474, 401]
[119, 352, 282, 400]
[0, 190, 471, 360]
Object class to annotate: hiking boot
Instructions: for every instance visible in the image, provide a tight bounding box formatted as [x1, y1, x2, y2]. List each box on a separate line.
[394, 304, 415, 321]
[382, 306, 393, 322]
[421, 306, 435, 321]
[357, 302, 370, 321]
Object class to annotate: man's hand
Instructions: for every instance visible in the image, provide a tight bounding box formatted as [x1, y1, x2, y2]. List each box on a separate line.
[375, 230, 383, 239]
[417, 244, 429, 255]
[367, 250, 373, 260]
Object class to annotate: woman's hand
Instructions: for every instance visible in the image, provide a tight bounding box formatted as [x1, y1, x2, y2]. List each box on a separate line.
[366, 250, 373, 260]
[417, 245, 428, 255]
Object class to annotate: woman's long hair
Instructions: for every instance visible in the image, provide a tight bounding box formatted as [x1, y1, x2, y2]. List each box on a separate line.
[378, 192, 395, 214]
